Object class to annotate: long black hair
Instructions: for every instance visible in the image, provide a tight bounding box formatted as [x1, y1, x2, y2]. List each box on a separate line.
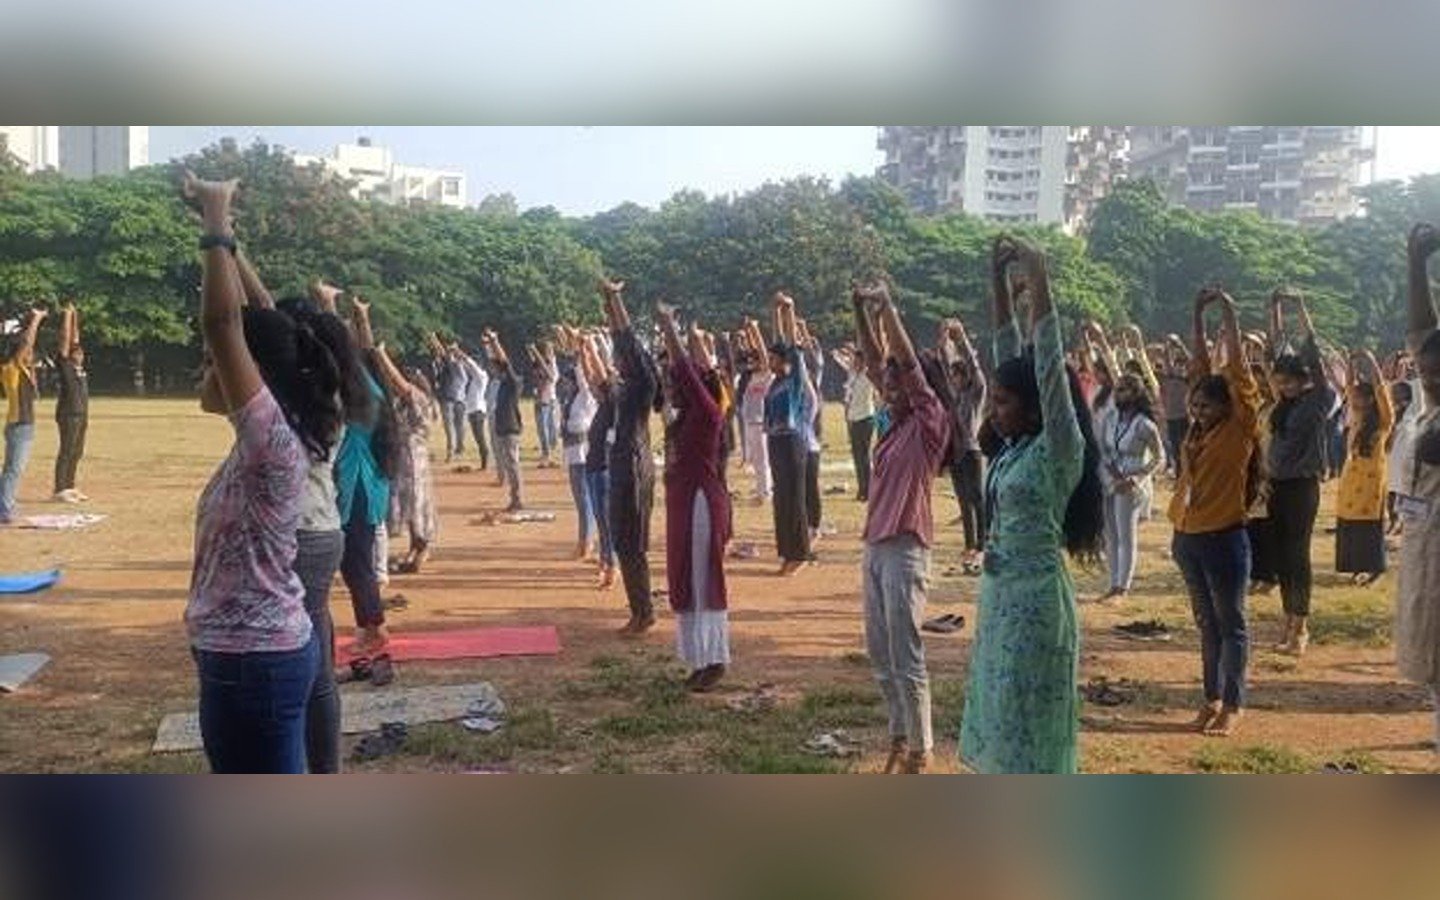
[276, 296, 375, 427]
[240, 307, 343, 462]
[916, 349, 958, 473]
[992, 352, 1105, 563]
[1350, 381, 1381, 459]
[1114, 373, 1157, 422]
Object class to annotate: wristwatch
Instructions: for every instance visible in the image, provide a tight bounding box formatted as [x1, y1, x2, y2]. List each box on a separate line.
[198, 233, 238, 255]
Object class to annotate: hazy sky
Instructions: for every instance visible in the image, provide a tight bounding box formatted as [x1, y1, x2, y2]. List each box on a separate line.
[150, 125, 1440, 216]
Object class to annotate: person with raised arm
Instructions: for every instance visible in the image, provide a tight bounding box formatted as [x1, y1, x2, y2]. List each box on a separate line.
[960, 237, 1103, 774]
[1158, 334, 1193, 477]
[333, 291, 394, 660]
[459, 343, 491, 471]
[764, 292, 814, 575]
[656, 303, 733, 691]
[432, 333, 469, 464]
[1264, 288, 1337, 656]
[51, 302, 89, 503]
[942, 316, 988, 574]
[834, 341, 877, 503]
[556, 327, 599, 561]
[1395, 223, 1440, 755]
[368, 333, 438, 576]
[181, 172, 343, 773]
[854, 281, 950, 774]
[796, 317, 825, 544]
[0, 305, 46, 524]
[1169, 286, 1261, 738]
[739, 318, 774, 506]
[601, 279, 660, 634]
[579, 330, 619, 589]
[484, 329, 526, 512]
[1334, 350, 1394, 586]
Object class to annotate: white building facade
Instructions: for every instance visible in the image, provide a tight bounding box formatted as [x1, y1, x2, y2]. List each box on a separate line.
[59, 126, 150, 178]
[295, 137, 466, 208]
[0, 126, 60, 172]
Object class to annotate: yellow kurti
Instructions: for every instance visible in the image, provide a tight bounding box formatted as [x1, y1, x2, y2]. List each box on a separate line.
[1336, 384, 1395, 522]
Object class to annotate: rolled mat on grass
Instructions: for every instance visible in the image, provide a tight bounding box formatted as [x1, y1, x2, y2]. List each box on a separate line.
[152, 682, 505, 753]
[335, 625, 561, 666]
[0, 569, 61, 595]
[0, 653, 50, 692]
[14, 513, 107, 530]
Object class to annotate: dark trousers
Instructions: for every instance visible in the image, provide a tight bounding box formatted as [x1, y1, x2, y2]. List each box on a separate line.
[1173, 528, 1250, 709]
[468, 411, 490, 470]
[193, 634, 319, 774]
[805, 450, 822, 531]
[949, 450, 986, 551]
[610, 457, 655, 620]
[1165, 418, 1188, 474]
[768, 432, 811, 562]
[341, 489, 384, 629]
[1268, 477, 1320, 617]
[295, 529, 344, 774]
[53, 414, 87, 493]
[847, 417, 874, 501]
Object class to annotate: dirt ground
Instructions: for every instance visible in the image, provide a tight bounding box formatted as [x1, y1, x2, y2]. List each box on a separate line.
[1, 397, 1437, 774]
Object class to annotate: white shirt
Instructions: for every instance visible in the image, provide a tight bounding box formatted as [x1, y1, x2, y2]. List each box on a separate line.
[298, 424, 343, 533]
[742, 371, 772, 426]
[462, 357, 489, 415]
[562, 365, 598, 467]
[843, 368, 876, 423]
[1097, 405, 1163, 495]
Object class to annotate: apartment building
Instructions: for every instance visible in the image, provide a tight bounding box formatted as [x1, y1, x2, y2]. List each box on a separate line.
[295, 137, 466, 208]
[0, 126, 60, 172]
[1127, 126, 1372, 226]
[876, 125, 1127, 234]
[59, 126, 150, 178]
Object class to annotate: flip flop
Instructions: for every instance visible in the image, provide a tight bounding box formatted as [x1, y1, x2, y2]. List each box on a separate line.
[383, 594, 410, 612]
[336, 658, 373, 684]
[369, 654, 395, 687]
[921, 613, 965, 634]
[351, 721, 408, 762]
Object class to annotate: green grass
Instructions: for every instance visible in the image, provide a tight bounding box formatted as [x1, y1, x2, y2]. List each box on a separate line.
[1191, 743, 1313, 774]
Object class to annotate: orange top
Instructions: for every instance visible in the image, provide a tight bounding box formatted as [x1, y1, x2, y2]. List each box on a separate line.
[1168, 354, 1261, 534]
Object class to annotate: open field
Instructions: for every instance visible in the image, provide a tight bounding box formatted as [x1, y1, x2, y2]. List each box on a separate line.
[1, 397, 1436, 773]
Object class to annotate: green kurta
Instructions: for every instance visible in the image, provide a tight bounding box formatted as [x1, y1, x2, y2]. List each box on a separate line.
[960, 312, 1083, 774]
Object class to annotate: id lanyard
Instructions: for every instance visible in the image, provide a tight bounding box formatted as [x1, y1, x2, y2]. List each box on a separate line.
[985, 434, 1035, 540]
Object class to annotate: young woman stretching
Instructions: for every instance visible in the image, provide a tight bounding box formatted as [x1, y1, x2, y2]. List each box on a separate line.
[960, 237, 1103, 774]
[51, 303, 90, 503]
[656, 304, 733, 691]
[182, 172, 342, 773]
[1170, 287, 1260, 738]
[1265, 289, 1337, 656]
[763, 293, 813, 576]
[1335, 350, 1394, 586]
[942, 318, 988, 574]
[601, 279, 660, 635]
[557, 327, 599, 561]
[1394, 222, 1440, 755]
[853, 282, 951, 774]
[578, 330, 619, 589]
[1095, 366, 1164, 601]
[0, 306, 44, 525]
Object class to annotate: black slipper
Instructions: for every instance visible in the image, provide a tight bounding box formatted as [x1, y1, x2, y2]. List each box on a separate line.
[336, 658, 372, 684]
[383, 594, 409, 612]
[369, 654, 395, 687]
[351, 721, 408, 763]
[922, 613, 965, 634]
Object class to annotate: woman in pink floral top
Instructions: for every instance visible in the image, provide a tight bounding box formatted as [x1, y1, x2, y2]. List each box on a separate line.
[182, 172, 344, 774]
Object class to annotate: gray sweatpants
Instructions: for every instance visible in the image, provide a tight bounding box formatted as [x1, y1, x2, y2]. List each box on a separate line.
[862, 533, 933, 753]
[495, 434, 523, 509]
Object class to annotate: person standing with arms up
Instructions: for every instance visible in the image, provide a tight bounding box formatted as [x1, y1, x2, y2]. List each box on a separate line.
[601, 279, 660, 635]
[530, 342, 560, 469]
[942, 317, 988, 574]
[834, 342, 877, 503]
[483, 330, 526, 513]
[1395, 223, 1440, 756]
[51, 303, 90, 504]
[0, 306, 45, 525]
[1334, 350, 1394, 586]
[961, 237, 1103, 774]
[432, 336, 469, 464]
[460, 345, 490, 471]
[1170, 286, 1260, 738]
[738, 323, 774, 506]
[763, 292, 813, 576]
[853, 282, 950, 774]
[1264, 288, 1337, 657]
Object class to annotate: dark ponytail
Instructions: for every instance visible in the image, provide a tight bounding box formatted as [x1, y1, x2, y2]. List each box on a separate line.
[241, 307, 343, 462]
[276, 296, 375, 427]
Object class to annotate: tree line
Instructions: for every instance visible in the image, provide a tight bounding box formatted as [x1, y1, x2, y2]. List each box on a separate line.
[2, 137, 1436, 393]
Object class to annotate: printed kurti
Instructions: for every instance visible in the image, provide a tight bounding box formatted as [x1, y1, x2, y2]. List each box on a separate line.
[960, 312, 1083, 774]
[1336, 384, 1395, 521]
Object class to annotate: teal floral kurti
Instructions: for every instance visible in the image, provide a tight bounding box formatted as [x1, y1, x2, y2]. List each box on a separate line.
[960, 312, 1083, 774]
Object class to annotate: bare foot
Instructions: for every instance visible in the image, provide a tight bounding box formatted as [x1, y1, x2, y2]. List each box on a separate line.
[1205, 707, 1242, 737]
[621, 614, 656, 639]
[883, 738, 908, 774]
[598, 566, 617, 590]
[778, 560, 806, 578]
[901, 750, 931, 774]
[1192, 702, 1222, 733]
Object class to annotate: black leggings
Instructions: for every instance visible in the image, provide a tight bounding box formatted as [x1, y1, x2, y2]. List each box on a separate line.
[768, 432, 811, 562]
[54, 414, 87, 493]
[950, 450, 986, 551]
[1268, 477, 1320, 617]
[805, 450, 822, 532]
[467, 411, 489, 469]
[847, 417, 874, 500]
[341, 489, 384, 629]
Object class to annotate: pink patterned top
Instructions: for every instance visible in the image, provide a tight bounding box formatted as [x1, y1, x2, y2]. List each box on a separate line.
[186, 387, 312, 653]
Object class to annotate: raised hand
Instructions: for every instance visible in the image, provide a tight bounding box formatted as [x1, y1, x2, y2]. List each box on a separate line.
[599, 278, 626, 297]
[181, 169, 239, 221]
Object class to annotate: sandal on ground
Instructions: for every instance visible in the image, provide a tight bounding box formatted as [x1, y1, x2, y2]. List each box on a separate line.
[336, 658, 373, 684]
[351, 721, 408, 763]
[369, 654, 396, 687]
[921, 613, 965, 634]
[383, 594, 409, 612]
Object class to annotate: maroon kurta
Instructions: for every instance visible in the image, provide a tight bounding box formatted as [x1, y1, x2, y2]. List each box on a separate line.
[664, 356, 732, 612]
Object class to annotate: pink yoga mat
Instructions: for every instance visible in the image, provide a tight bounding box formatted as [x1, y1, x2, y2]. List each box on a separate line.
[335, 626, 561, 666]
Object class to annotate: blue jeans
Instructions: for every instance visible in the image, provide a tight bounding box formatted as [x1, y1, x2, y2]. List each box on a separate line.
[585, 468, 614, 568]
[536, 401, 558, 460]
[1173, 528, 1250, 709]
[193, 634, 319, 774]
[1, 422, 35, 522]
[295, 530, 345, 774]
[568, 463, 595, 549]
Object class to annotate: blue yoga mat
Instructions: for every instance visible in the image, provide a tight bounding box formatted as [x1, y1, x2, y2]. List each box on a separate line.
[0, 569, 61, 595]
